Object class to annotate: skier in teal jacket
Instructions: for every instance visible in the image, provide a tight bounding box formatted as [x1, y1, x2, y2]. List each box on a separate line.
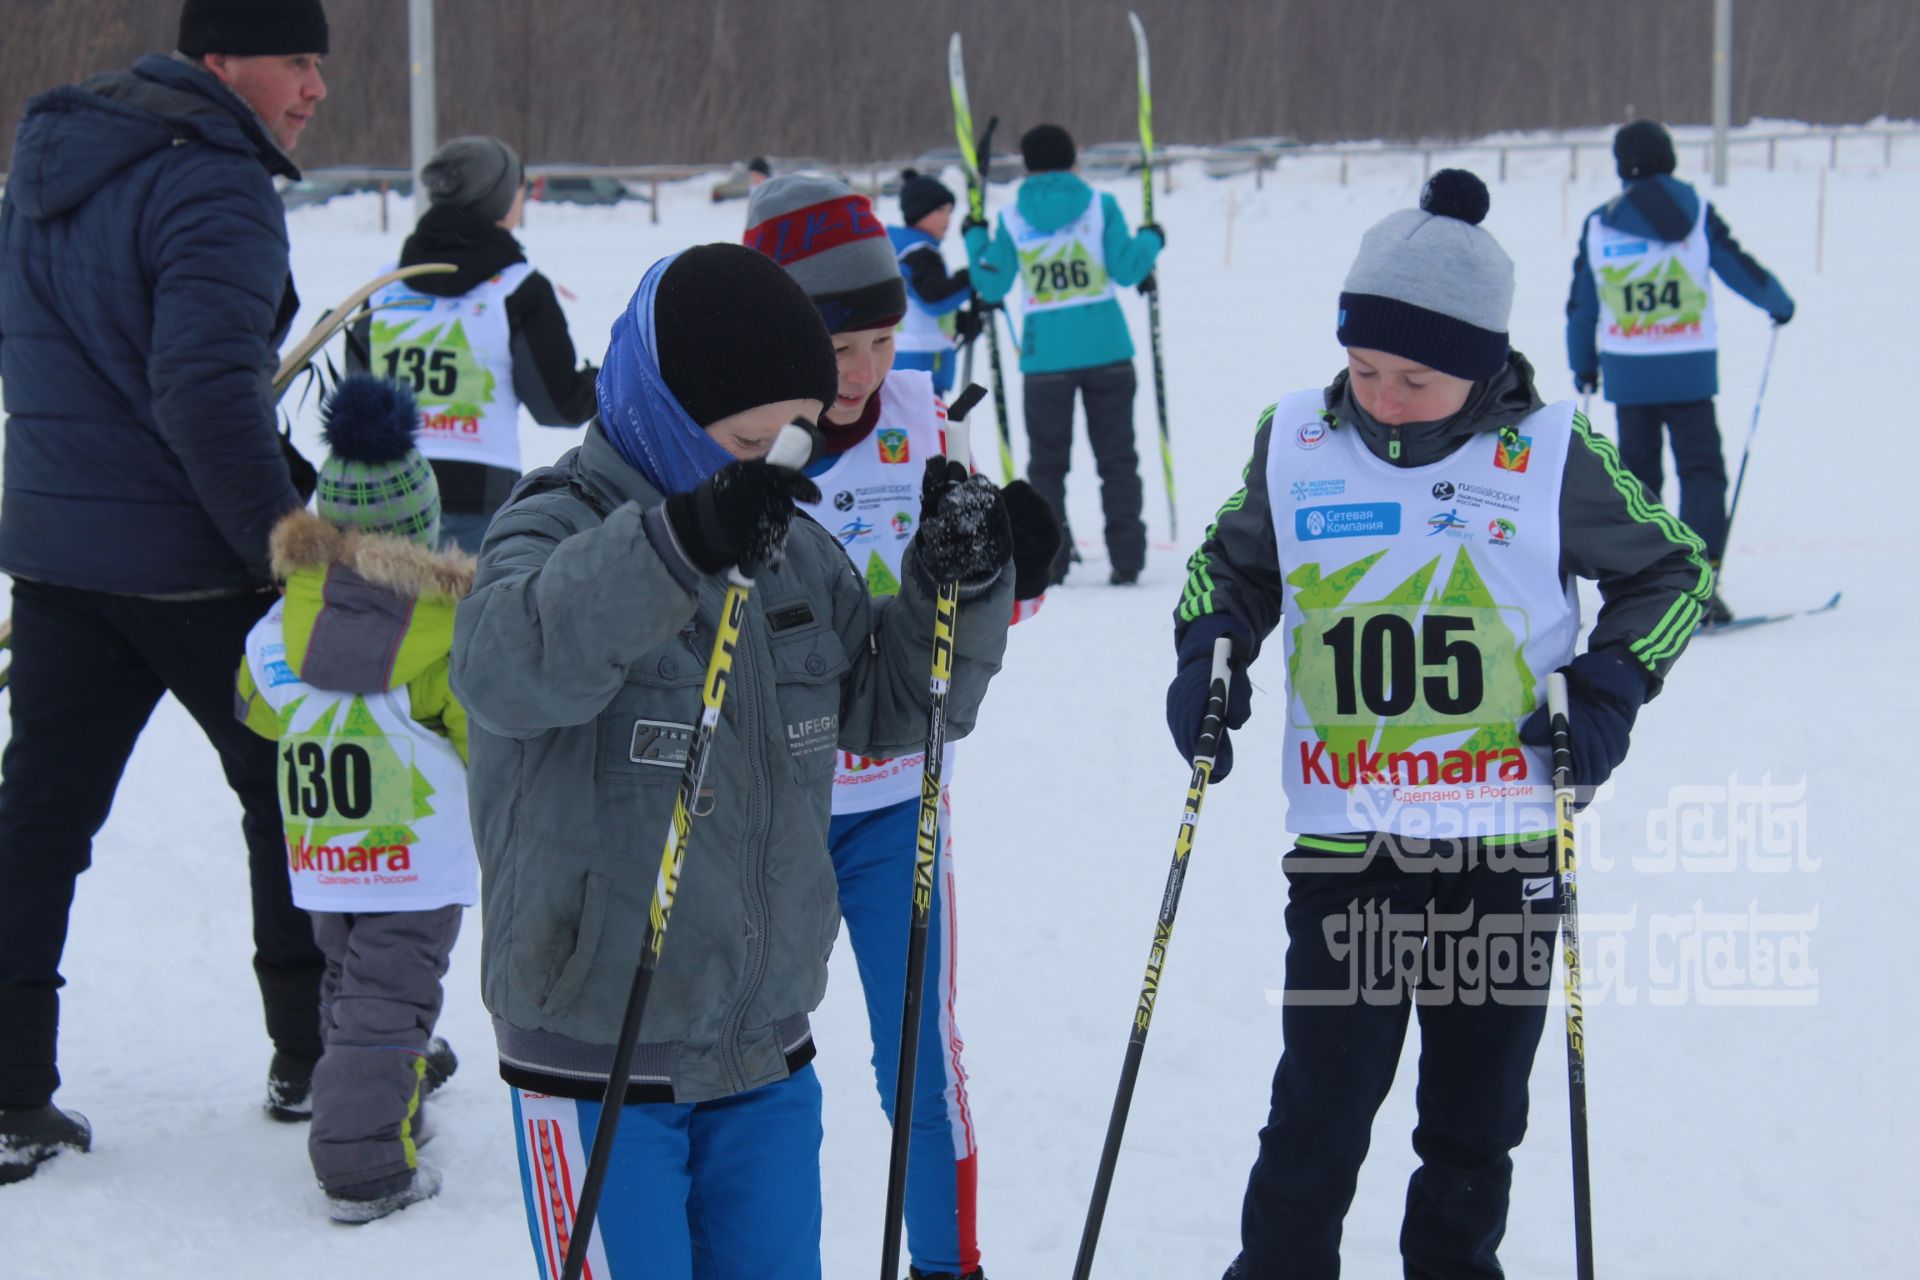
[963, 124, 1164, 585]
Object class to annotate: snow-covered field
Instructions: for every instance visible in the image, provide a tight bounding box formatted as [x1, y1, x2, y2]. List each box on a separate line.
[4, 132, 1915, 1277]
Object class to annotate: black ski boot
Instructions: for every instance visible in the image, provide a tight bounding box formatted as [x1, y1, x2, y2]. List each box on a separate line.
[256, 959, 324, 1122]
[1701, 590, 1735, 628]
[0, 1103, 91, 1184]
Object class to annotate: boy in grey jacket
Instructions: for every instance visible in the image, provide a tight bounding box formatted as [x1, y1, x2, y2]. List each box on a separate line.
[451, 244, 1015, 1279]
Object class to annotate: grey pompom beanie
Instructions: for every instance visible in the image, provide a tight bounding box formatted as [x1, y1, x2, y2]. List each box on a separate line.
[1336, 169, 1513, 381]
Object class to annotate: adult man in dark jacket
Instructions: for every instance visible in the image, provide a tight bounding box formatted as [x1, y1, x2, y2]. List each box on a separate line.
[0, 0, 331, 1184]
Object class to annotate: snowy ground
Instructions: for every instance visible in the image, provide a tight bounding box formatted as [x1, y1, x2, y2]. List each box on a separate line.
[4, 132, 1916, 1277]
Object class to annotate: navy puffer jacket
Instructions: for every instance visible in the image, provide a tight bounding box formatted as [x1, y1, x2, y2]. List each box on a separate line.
[0, 54, 302, 595]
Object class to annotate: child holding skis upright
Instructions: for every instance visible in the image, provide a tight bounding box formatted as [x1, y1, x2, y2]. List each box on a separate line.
[236, 373, 473, 1223]
[745, 175, 1059, 1280]
[889, 169, 975, 397]
[963, 123, 1164, 586]
[1166, 171, 1712, 1278]
[451, 243, 1020, 1279]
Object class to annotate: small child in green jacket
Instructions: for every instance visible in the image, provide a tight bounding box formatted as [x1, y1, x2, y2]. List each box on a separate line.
[237, 374, 475, 1224]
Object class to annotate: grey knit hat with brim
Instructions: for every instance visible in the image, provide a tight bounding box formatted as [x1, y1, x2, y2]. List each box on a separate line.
[1336, 169, 1513, 381]
[422, 136, 524, 223]
[743, 174, 907, 333]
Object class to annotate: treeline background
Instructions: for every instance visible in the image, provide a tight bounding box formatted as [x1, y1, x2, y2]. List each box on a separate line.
[6, 0, 1918, 168]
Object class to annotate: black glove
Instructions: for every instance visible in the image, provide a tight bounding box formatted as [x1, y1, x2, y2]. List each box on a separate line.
[1141, 221, 1167, 249]
[662, 458, 821, 576]
[1573, 371, 1599, 396]
[953, 304, 984, 346]
[1770, 302, 1795, 326]
[1518, 650, 1650, 804]
[1000, 480, 1062, 600]
[1165, 615, 1253, 781]
[961, 214, 989, 238]
[280, 428, 318, 504]
[914, 457, 1012, 587]
[1136, 271, 1159, 297]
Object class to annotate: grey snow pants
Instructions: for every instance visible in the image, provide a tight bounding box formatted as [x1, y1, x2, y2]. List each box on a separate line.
[308, 905, 462, 1196]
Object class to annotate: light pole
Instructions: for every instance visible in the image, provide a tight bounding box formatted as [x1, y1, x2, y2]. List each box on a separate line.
[409, 0, 436, 218]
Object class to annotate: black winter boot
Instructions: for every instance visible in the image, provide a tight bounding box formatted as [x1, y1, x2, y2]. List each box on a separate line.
[0, 1103, 91, 1184]
[422, 1036, 457, 1098]
[908, 1269, 986, 1279]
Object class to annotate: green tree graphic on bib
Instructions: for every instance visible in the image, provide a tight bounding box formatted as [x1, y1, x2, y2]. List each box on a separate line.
[865, 549, 902, 598]
[1019, 240, 1108, 305]
[1598, 258, 1709, 336]
[277, 695, 437, 851]
[1286, 545, 1536, 767]
[371, 317, 497, 422]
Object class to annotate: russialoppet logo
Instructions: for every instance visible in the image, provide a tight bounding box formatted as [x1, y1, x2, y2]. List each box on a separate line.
[1488, 517, 1517, 545]
[1296, 419, 1329, 449]
[1432, 481, 1455, 500]
[1494, 433, 1532, 473]
[876, 429, 910, 463]
[833, 491, 855, 511]
[1297, 503, 1401, 540]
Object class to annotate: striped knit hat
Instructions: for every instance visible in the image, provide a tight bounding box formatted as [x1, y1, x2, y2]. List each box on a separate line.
[316, 374, 441, 547]
[743, 174, 906, 333]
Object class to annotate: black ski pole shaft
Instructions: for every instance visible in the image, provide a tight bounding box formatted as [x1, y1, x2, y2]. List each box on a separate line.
[878, 387, 982, 1280]
[1719, 322, 1781, 591]
[560, 424, 813, 1280]
[1546, 672, 1597, 1280]
[1071, 635, 1234, 1280]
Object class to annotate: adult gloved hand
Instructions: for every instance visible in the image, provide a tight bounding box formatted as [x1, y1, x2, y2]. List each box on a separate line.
[914, 457, 1012, 588]
[1770, 301, 1795, 326]
[1165, 614, 1254, 780]
[999, 480, 1063, 600]
[1518, 650, 1650, 802]
[1141, 221, 1167, 248]
[662, 456, 821, 576]
[1573, 370, 1599, 396]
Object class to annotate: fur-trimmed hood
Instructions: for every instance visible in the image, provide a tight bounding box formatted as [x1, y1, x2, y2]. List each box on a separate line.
[270, 509, 473, 694]
[270, 508, 474, 600]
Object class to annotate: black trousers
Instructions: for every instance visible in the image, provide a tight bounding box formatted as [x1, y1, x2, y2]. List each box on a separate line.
[0, 579, 323, 1107]
[1022, 359, 1147, 580]
[1614, 399, 1727, 561]
[1234, 836, 1561, 1279]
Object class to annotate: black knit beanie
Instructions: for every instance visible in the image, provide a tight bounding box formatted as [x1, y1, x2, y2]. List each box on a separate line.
[1021, 124, 1076, 173]
[178, 0, 329, 57]
[899, 170, 957, 226]
[1614, 120, 1677, 181]
[654, 245, 839, 428]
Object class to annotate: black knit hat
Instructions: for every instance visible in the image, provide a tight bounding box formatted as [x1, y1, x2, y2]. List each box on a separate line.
[178, 0, 329, 57]
[1614, 120, 1677, 180]
[899, 170, 957, 226]
[1021, 124, 1076, 173]
[654, 244, 838, 428]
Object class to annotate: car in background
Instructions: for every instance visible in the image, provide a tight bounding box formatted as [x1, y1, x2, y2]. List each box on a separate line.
[709, 157, 848, 202]
[281, 168, 412, 210]
[528, 173, 644, 206]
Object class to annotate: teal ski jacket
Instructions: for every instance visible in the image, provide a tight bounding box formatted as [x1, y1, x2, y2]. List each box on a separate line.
[963, 172, 1163, 376]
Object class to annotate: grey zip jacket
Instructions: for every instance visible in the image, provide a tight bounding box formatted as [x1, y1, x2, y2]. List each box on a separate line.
[1176, 352, 1712, 692]
[451, 424, 1012, 1103]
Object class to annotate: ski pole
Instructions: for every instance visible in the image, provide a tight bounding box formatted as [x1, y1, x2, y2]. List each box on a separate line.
[560, 424, 813, 1280]
[1071, 635, 1233, 1280]
[1719, 322, 1780, 589]
[1129, 10, 1177, 543]
[1546, 672, 1596, 1280]
[877, 385, 983, 1280]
